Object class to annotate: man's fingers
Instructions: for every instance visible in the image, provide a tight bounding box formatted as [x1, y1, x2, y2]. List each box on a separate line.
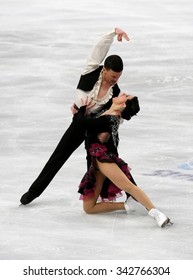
[117, 33, 130, 42]
[117, 34, 122, 41]
[123, 33, 130, 41]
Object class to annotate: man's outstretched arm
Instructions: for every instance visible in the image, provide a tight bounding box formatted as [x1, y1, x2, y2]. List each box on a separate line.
[83, 27, 130, 74]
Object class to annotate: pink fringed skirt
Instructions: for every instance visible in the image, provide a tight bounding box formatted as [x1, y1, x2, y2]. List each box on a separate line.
[78, 143, 132, 201]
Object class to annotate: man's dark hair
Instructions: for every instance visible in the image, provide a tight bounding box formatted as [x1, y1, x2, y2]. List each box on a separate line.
[104, 55, 123, 72]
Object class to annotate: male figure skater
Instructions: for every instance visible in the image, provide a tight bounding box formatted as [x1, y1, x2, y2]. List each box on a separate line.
[20, 27, 130, 205]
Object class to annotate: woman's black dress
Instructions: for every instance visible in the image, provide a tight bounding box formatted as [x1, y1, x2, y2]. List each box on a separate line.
[73, 106, 136, 201]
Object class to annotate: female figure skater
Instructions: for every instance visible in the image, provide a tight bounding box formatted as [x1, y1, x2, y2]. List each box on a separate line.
[73, 94, 172, 227]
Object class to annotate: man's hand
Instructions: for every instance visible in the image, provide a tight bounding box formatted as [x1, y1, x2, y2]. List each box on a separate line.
[97, 132, 110, 143]
[115, 27, 130, 42]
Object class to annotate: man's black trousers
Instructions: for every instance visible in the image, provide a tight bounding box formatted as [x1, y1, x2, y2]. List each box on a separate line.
[27, 121, 86, 197]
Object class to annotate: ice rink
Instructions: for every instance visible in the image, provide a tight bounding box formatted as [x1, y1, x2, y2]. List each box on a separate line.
[0, 0, 193, 261]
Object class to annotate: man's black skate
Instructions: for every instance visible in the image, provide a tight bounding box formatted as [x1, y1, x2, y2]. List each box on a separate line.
[20, 192, 37, 205]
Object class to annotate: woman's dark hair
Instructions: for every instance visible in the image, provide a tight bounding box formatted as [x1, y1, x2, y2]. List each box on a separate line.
[122, 97, 140, 120]
[104, 55, 123, 72]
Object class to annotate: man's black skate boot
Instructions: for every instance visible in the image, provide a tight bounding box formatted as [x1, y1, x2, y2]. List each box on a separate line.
[20, 191, 37, 205]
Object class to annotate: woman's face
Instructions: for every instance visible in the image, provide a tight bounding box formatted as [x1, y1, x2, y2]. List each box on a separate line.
[113, 94, 128, 105]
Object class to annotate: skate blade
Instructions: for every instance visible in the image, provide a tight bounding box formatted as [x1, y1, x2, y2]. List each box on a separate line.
[161, 218, 173, 228]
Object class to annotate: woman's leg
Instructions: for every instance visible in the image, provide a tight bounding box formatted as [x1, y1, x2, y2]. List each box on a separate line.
[96, 160, 155, 211]
[84, 161, 171, 227]
[83, 171, 125, 214]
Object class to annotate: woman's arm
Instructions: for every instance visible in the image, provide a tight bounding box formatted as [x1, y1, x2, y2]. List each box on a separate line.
[73, 106, 114, 134]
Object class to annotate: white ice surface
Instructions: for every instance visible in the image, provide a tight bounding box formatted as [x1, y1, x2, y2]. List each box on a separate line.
[0, 0, 193, 260]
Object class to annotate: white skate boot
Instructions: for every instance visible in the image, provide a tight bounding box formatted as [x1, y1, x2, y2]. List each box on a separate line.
[148, 208, 171, 227]
[124, 196, 136, 213]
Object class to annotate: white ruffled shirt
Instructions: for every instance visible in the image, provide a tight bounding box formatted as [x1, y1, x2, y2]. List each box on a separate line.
[75, 29, 116, 114]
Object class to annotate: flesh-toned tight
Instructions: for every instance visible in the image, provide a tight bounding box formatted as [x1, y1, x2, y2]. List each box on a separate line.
[83, 160, 155, 214]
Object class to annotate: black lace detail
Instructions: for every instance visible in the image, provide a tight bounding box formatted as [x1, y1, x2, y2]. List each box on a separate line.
[109, 116, 120, 147]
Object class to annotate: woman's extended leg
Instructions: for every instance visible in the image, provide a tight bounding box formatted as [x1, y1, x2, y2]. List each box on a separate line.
[83, 171, 125, 214]
[83, 161, 171, 227]
[96, 160, 155, 211]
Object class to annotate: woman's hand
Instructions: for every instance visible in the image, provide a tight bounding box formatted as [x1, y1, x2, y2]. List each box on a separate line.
[71, 103, 79, 115]
[81, 97, 96, 115]
[71, 97, 96, 116]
